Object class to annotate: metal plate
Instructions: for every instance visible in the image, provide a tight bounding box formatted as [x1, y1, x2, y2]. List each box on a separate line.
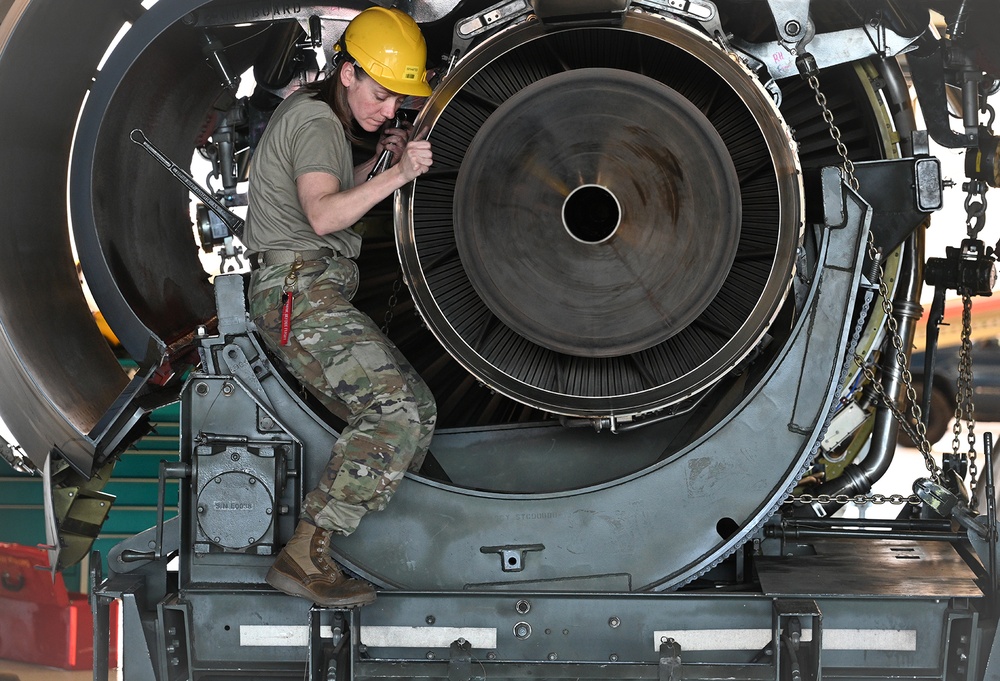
[756, 538, 983, 597]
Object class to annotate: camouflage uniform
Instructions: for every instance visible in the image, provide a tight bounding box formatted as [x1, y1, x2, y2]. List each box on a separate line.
[249, 255, 437, 535]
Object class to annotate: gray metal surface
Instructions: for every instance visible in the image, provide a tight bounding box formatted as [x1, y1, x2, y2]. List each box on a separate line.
[0, 0, 131, 472]
[344, 589, 968, 673]
[70, 0, 232, 366]
[756, 538, 983, 598]
[334, 209, 866, 591]
[168, 218, 864, 591]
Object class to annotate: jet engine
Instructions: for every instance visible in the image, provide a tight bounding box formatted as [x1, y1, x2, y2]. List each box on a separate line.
[2, 0, 1000, 679]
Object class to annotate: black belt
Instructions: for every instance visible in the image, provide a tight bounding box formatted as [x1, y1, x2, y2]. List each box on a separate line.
[249, 248, 335, 271]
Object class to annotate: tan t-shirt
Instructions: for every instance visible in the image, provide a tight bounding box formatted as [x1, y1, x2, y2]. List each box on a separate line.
[243, 89, 362, 258]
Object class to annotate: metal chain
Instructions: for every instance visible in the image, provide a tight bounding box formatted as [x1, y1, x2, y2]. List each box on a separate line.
[944, 177, 996, 506]
[952, 290, 980, 505]
[806, 73, 859, 191]
[791, 492, 922, 507]
[381, 273, 404, 336]
[786, 69, 944, 507]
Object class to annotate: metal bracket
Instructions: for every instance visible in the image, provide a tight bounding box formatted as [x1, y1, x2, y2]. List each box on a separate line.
[914, 478, 990, 540]
[448, 638, 473, 681]
[452, 0, 532, 62]
[657, 637, 682, 681]
[731, 23, 921, 82]
[214, 273, 250, 336]
[480, 543, 545, 572]
[0, 435, 33, 474]
[220, 343, 272, 409]
[632, 0, 716, 23]
[773, 599, 822, 681]
[767, 0, 812, 45]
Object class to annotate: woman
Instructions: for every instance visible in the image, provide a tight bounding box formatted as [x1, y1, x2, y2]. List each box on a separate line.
[242, 6, 437, 607]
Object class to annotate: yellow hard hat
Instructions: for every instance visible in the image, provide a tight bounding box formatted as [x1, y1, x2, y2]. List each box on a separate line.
[337, 7, 432, 98]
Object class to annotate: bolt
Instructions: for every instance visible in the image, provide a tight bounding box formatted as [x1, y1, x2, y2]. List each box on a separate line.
[222, 382, 234, 396]
[784, 19, 801, 37]
[608, 617, 621, 628]
[486, 652, 497, 660]
[198, 506, 205, 514]
[515, 599, 531, 614]
[426, 651, 436, 660]
[195, 382, 209, 396]
[170, 657, 180, 666]
[426, 615, 436, 625]
[609, 654, 619, 662]
[231, 452, 240, 461]
[266, 508, 272, 515]
[547, 653, 558, 661]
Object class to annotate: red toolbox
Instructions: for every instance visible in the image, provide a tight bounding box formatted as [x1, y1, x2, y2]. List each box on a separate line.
[0, 542, 100, 670]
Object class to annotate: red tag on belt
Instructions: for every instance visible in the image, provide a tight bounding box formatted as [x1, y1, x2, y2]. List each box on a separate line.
[280, 292, 293, 345]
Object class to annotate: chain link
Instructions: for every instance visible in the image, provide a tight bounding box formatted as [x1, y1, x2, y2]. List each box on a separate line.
[806, 74, 859, 191]
[953, 283, 981, 506]
[381, 273, 404, 336]
[786, 68, 944, 506]
[791, 492, 922, 506]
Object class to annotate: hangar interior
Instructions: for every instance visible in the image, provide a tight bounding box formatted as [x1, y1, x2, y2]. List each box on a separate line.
[2, 0, 1000, 679]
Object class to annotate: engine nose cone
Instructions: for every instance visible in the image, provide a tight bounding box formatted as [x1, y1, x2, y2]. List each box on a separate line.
[453, 68, 741, 358]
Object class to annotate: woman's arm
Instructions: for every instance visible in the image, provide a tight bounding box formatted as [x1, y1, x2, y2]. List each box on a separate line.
[298, 139, 432, 236]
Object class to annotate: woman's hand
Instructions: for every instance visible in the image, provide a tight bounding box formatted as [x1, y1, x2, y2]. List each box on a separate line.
[375, 121, 411, 166]
[397, 137, 433, 182]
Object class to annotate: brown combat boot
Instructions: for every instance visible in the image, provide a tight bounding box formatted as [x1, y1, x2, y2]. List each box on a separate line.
[266, 521, 376, 607]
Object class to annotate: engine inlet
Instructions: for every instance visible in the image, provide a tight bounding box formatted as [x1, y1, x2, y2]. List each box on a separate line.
[398, 14, 802, 418]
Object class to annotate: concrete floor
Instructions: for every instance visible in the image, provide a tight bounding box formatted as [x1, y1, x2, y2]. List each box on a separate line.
[0, 660, 99, 680]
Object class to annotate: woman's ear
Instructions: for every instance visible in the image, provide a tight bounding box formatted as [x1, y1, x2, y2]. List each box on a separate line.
[340, 61, 355, 88]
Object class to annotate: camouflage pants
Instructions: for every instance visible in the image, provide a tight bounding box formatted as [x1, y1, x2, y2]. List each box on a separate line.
[249, 255, 436, 535]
